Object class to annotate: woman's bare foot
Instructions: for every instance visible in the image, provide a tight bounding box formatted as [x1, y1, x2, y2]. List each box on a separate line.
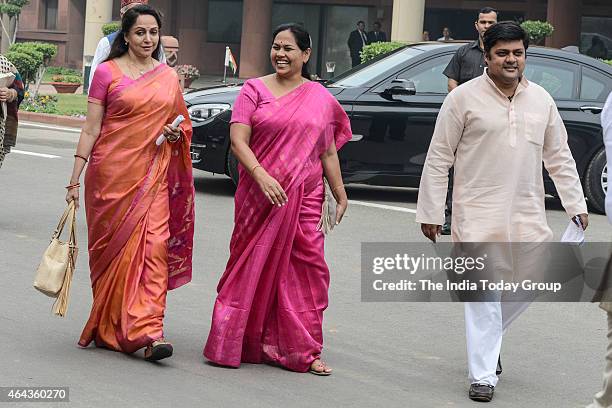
[309, 359, 332, 376]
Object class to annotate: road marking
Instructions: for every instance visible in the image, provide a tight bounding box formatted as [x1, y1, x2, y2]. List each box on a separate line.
[349, 199, 417, 214]
[20, 121, 81, 134]
[11, 149, 60, 159]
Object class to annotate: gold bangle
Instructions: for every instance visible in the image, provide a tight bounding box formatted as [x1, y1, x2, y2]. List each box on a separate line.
[250, 164, 262, 175]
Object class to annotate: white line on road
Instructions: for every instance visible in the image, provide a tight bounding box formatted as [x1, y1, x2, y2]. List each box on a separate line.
[11, 149, 60, 159]
[20, 121, 81, 133]
[349, 199, 417, 214]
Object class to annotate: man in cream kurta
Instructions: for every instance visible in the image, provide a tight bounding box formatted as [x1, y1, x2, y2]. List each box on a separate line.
[416, 21, 588, 402]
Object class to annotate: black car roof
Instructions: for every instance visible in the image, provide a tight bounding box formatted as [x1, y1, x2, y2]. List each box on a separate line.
[405, 41, 612, 72]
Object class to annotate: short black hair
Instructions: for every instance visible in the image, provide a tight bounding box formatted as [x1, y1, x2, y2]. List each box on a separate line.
[479, 7, 498, 17]
[373, 21, 381, 27]
[357, 20, 365, 25]
[483, 21, 529, 56]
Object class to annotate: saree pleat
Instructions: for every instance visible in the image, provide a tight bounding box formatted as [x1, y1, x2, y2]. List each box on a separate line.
[204, 80, 351, 372]
[79, 63, 194, 353]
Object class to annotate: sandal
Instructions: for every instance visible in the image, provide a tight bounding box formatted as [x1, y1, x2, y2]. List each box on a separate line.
[309, 359, 332, 376]
[144, 338, 173, 362]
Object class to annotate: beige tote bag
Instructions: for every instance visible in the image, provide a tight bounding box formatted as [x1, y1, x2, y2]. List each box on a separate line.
[33, 200, 78, 316]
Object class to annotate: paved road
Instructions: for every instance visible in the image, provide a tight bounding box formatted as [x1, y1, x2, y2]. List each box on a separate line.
[0, 124, 609, 407]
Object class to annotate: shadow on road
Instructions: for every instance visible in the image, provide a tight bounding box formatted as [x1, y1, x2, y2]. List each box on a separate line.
[194, 174, 235, 197]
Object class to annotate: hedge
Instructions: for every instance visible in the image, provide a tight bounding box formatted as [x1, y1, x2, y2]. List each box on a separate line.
[360, 41, 406, 63]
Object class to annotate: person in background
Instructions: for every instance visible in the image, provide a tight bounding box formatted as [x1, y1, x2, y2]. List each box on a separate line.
[88, 0, 166, 90]
[368, 21, 387, 43]
[586, 36, 608, 60]
[67, 5, 194, 362]
[348, 20, 369, 67]
[587, 90, 612, 408]
[0, 55, 24, 169]
[422, 30, 431, 41]
[440, 6, 498, 235]
[438, 27, 454, 41]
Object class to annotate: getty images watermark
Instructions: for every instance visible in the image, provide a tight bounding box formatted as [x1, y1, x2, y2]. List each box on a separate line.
[361, 242, 612, 302]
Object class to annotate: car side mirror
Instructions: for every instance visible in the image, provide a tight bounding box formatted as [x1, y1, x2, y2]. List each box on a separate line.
[385, 79, 416, 96]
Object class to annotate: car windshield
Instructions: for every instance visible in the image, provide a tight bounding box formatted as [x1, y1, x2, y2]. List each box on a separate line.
[329, 46, 425, 88]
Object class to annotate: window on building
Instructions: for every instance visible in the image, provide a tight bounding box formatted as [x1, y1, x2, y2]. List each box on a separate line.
[208, 0, 243, 43]
[397, 54, 453, 94]
[580, 16, 612, 60]
[580, 67, 610, 102]
[44, 0, 58, 30]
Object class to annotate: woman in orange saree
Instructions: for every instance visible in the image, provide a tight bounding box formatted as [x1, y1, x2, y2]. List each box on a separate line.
[65, 5, 194, 361]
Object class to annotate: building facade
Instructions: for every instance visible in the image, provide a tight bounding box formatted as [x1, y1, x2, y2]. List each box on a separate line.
[16, 0, 612, 78]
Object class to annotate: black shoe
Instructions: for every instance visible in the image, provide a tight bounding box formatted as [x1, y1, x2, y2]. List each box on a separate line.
[441, 222, 451, 235]
[469, 383, 494, 402]
[496, 355, 502, 375]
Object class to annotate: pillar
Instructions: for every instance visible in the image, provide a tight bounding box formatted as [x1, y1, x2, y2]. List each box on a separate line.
[545, 0, 581, 48]
[391, 0, 425, 43]
[238, 0, 272, 78]
[82, 0, 113, 67]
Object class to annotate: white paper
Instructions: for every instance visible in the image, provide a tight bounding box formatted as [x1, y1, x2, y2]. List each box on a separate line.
[155, 115, 185, 146]
[561, 220, 584, 245]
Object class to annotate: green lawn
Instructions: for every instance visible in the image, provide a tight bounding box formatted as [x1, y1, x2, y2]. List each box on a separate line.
[55, 94, 87, 116]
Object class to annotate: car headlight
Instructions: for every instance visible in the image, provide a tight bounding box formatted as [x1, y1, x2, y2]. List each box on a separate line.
[187, 103, 231, 123]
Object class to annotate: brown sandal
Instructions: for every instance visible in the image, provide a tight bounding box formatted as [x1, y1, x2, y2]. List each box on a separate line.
[309, 359, 332, 376]
[144, 338, 173, 361]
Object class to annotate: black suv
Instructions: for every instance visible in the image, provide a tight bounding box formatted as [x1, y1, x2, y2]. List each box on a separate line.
[185, 42, 611, 213]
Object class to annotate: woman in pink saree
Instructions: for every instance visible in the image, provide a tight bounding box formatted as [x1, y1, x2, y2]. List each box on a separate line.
[204, 24, 351, 375]
[65, 5, 194, 361]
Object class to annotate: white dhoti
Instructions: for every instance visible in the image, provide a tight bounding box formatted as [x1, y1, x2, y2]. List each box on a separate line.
[465, 301, 531, 386]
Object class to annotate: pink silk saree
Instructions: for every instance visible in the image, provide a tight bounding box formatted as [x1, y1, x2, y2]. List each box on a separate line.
[204, 79, 351, 372]
[78, 61, 195, 353]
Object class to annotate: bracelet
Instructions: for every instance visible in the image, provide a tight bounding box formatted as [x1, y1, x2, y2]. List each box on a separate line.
[74, 154, 88, 163]
[250, 164, 262, 175]
[65, 183, 80, 190]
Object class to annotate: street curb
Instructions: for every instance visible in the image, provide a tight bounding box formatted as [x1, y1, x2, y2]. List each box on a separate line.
[20, 112, 84, 128]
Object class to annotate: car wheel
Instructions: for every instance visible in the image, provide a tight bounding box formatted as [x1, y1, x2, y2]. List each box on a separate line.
[584, 148, 606, 215]
[226, 149, 239, 186]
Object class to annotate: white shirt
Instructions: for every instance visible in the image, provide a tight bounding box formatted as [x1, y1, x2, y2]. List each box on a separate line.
[88, 33, 167, 89]
[416, 70, 587, 242]
[602, 92, 612, 223]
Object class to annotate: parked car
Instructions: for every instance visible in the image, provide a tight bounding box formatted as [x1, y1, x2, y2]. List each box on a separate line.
[185, 42, 612, 213]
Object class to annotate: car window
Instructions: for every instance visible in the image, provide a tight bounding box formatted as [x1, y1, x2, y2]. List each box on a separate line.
[580, 67, 610, 101]
[523, 58, 578, 100]
[396, 54, 453, 94]
[331, 47, 424, 88]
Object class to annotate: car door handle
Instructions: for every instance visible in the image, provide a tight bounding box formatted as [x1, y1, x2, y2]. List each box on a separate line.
[351, 134, 363, 142]
[579, 106, 603, 114]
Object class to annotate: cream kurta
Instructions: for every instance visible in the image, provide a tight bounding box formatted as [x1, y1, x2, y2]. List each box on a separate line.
[416, 70, 587, 242]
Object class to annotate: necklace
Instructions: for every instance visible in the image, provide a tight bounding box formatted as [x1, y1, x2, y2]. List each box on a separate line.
[126, 58, 154, 79]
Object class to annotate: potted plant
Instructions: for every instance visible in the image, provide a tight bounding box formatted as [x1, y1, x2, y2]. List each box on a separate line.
[520, 20, 554, 45]
[50, 74, 82, 94]
[176, 64, 200, 88]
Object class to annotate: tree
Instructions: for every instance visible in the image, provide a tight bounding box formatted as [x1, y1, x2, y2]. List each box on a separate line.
[0, 0, 30, 53]
[520, 20, 554, 46]
[6, 42, 57, 94]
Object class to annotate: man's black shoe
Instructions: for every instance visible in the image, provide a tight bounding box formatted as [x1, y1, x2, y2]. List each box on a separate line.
[496, 355, 502, 375]
[469, 383, 494, 402]
[441, 222, 451, 235]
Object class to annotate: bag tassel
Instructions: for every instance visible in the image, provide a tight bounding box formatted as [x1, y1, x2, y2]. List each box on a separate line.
[51, 248, 75, 317]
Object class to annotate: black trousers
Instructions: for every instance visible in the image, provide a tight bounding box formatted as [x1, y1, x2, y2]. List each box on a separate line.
[444, 168, 454, 225]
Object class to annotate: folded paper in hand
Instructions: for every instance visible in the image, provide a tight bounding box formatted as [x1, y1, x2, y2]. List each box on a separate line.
[0, 72, 15, 119]
[561, 220, 584, 245]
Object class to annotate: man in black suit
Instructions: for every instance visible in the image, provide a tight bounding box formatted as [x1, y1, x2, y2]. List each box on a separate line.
[348, 20, 369, 67]
[368, 21, 387, 43]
